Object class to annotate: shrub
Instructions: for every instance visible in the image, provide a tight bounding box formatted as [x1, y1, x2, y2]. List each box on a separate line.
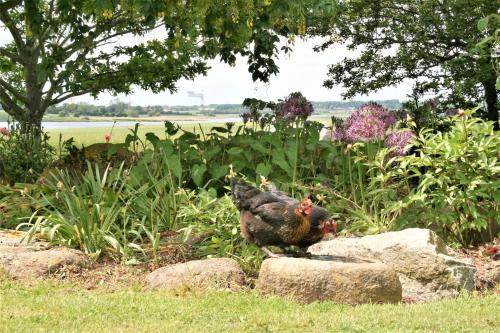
[0, 124, 55, 184]
[400, 98, 453, 132]
[402, 110, 499, 245]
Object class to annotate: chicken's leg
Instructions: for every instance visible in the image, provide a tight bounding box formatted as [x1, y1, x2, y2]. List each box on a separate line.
[261, 246, 287, 258]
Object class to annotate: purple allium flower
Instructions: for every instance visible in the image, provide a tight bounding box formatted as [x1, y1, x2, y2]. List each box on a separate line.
[385, 130, 415, 156]
[361, 102, 396, 128]
[333, 103, 396, 143]
[274, 92, 313, 121]
[345, 114, 387, 142]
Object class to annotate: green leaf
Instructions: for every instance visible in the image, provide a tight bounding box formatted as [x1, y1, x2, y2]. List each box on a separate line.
[145, 132, 160, 147]
[255, 162, 271, 177]
[227, 147, 244, 156]
[204, 146, 221, 161]
[166, 154, 182, 181]
[272, 151, 291, 176]
[191, 164, 207, 187]
[210, 164, 228, 180]
[159, 140, 174, 156]
[211, 126, 229, 133]
[231, 160, 246, 172]
[250, 142, 267, 154]
[164, 121, 179, 136]
[477, 17, 489, 31]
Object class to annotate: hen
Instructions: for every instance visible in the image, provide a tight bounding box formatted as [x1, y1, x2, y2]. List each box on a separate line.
[231, 178, 336, 257]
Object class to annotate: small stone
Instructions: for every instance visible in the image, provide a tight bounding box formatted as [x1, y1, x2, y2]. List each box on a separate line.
[147, 258, 246, 291]
[257, 257, 402, 304]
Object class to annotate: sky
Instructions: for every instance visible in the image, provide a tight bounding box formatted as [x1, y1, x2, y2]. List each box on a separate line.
[1, 27, 413, 106]
[73, 38, 413, 106]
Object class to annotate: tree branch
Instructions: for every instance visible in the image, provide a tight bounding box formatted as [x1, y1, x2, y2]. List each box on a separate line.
[0, 76, 28, 104]
[0, 86, 24, 116]
[51, 89, 88, 105]
[0, 1, 27, 56]
[0, 0, 21, 12]
[0, 46, 21, 63]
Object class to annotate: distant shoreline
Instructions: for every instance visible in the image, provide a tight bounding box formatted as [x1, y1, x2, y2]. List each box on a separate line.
[0, 113, 242, 123]
[1, 112, 339, 124]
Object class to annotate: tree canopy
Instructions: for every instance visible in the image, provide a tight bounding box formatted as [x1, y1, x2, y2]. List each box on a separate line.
[310, 0, 499, 127]
[0, 0, 329, 131]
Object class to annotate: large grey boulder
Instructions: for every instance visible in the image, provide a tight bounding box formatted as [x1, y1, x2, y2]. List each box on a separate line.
[309, 228, 476, 302]
[257, 257, 402, 304]
[147, 258, 246, 291]
[0, 230, 88, 279]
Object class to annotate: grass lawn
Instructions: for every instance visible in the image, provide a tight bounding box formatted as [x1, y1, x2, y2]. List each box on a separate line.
[0, 279, 498, 333]
[47, 116, 333, 148]
[47, 122, 234, 147]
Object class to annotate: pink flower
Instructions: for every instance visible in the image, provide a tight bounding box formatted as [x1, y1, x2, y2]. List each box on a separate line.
[458, 109, 465, 117]
[333, 103, 396, 143]
[0, 127, 9, 136]
[104, 133, 112, 142]
[385, 130, 415, 157]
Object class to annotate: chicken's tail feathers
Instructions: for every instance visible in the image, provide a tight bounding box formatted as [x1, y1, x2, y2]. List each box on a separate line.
[230, 177, 260, 210]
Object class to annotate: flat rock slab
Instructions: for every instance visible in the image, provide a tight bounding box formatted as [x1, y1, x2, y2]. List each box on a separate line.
[147, 258, 246, 291]
[309, 228, 476, 302]
[257, 257, 402, 304]
[0, 229, 47, 248]
[0, 230, 88, 279]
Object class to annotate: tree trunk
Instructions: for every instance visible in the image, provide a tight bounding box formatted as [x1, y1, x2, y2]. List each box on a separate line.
[20, 117, 42, 137]
[18, 112, 43, 138]
[483, 76, 499, 131]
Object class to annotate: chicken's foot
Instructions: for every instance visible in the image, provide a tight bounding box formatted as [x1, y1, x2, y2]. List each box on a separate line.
[261, 246, 287, 258]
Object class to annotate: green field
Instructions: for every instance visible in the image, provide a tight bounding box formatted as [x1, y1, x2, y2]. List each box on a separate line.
[0, 279, 498, 333]
[46, 115, 334, 148]
[0, 111, 337, 147]
[46, 122, 237, 147]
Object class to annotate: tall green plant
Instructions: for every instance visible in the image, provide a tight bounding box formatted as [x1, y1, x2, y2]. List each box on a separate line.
[20, 163, 130, 259]
[403, 110, 499, 245]
[178, 188, 264, 275]
[315, 143, 414, 235]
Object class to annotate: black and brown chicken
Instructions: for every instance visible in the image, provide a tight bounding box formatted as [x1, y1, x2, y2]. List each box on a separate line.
[231, 178, 336, 257]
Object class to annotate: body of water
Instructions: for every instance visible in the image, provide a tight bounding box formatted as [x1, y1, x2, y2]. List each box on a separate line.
[0, 117, 242, 130]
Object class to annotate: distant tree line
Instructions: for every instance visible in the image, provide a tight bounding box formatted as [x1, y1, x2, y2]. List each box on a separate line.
[22, 99, 401, 118]
[312, 99, 400, 111]
[46, 103, 192, 118]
